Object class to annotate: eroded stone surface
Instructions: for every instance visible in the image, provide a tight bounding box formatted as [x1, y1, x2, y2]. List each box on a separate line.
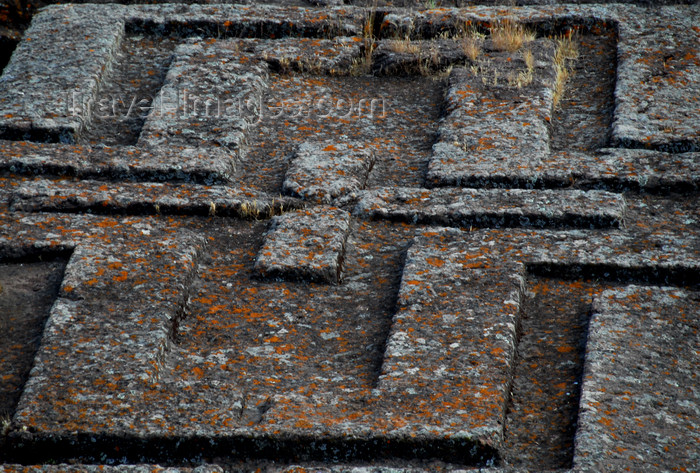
[426, 44, 556, 188]
[11, 232, 206, 436]
[575, 286, 700, 472]
[255, 207, 352, 283]
[0, 141, 237, 184]
[252, 37, 363, 75]
[378, 229, 525, 449]
[354, 187, 626, 229]
[0, 5, 125, 142]
[612, 7, 700, 152]
[137, 39, 269, 159]
[9, 178, 301, 218]
[0, 467, 222, 473]
[283, 141, 375, 204]
[0, 2, 698, 472]
[539, 149, 700, 193]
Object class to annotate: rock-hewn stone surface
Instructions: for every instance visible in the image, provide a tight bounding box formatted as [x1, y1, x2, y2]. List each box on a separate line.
[612, 8, 700, 152]
[284, 141, 375, 204]
[137, 39, 269, 160]
[427, 53, 556, 188]
[0, 5, 125, 142]
[575, 286, 700, 472]
[255, 207, 352, 283]
[378, 230, 525, 450]
[355, 187, 626, 229]
[0, 2, 697, 472]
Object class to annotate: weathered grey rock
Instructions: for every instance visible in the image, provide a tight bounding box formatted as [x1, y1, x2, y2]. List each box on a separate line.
[252, 37, 363, 75]
[13, 230, 206, 431]
[559, 149, 700, 193]
[255, 207, 352, 284]
[0, 5, 125, 143]
[250, 467, 519, 473]
[574, 286, 700, 472]
[124, 3, 363, 38]
[508, 148, 700, 192]
[372, 39, 473, 76]
[354, 187, 626, 229]
[427, 54, 556, 189]
[378, 229, 525, 450]
[0, 2, 698, 471]
[612, 6, 700, 152]
[0, 141, 237, 184]
[9, 178, 300, 218]
[283, 140, 375, 204]
[137, 38, 269, 161]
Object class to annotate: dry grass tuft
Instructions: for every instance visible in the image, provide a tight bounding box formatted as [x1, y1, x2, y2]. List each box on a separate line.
[490, 18, 536, 52]
[1, 414, 11, 436]
[523, 48, 535, 72]
[351, 6, 378, 76]
[462, 37, 481, 62]
[554, 31, 579, 65]
[388, 36, 420, 55]
[552, 31, 579, 108]
[239, 202, 258, 219]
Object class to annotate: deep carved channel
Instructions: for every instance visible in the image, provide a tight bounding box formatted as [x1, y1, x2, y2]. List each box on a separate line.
[0, 254, 68, 424]
[79, 35, 177, 147]
[504, 265, 698, 470]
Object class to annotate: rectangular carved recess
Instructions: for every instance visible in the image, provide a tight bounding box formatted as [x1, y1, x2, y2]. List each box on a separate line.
[0, 35, 174, 146]
[504, 264, 698, 470]
[78, 35, 177, 147]
[0, 253, 68, 423]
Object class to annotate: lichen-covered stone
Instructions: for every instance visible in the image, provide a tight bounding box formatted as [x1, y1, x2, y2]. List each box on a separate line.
[574, 286, 700, 472]
[9, 178, 300, 218]
[0, 5, 125, 143]
[283, 141, 374, 204]
[0, 466, 222, 473]
[255, 207, 352, 284]
[355, 187, 626, 229]
[252, 37, 363, 75]
[137, 39, 269, 161]
[612, 7, 700, 152]
[378, 229, 525, 449]
[0, 2, 698, 471]
[13, 230, 206, 431]
[0, 140, 237, 185]
[426, 45, 556, 188]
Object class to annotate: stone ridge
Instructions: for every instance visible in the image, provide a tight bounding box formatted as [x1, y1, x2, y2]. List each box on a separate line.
[381, 4, 699, 153]
[612, 8, 700, 152]
[138, 39, 270, 159]
[378, 230, 525, 450]
[0, 141, 238, 185]
[427, 49, 556, 188]
[0, 6, 125, 143]
[284, 141, 375, 204]
[13, 230, 206, 430]
[574, 286, 700, 472]
[481, 148, 700, 193]
[124, 3, 363, 38]
[254, 207, 352, 284]
[9, 178, 302, 218]
[354, 187, 626, 229]
[251, 37, 364, 75]
[0, 466, 223, 473]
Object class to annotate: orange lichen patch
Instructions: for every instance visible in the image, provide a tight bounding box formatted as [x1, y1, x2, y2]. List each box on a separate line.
[598, 417, 613, 427]
[111, 271, 128, 282]
[425, 257, 445, 267]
